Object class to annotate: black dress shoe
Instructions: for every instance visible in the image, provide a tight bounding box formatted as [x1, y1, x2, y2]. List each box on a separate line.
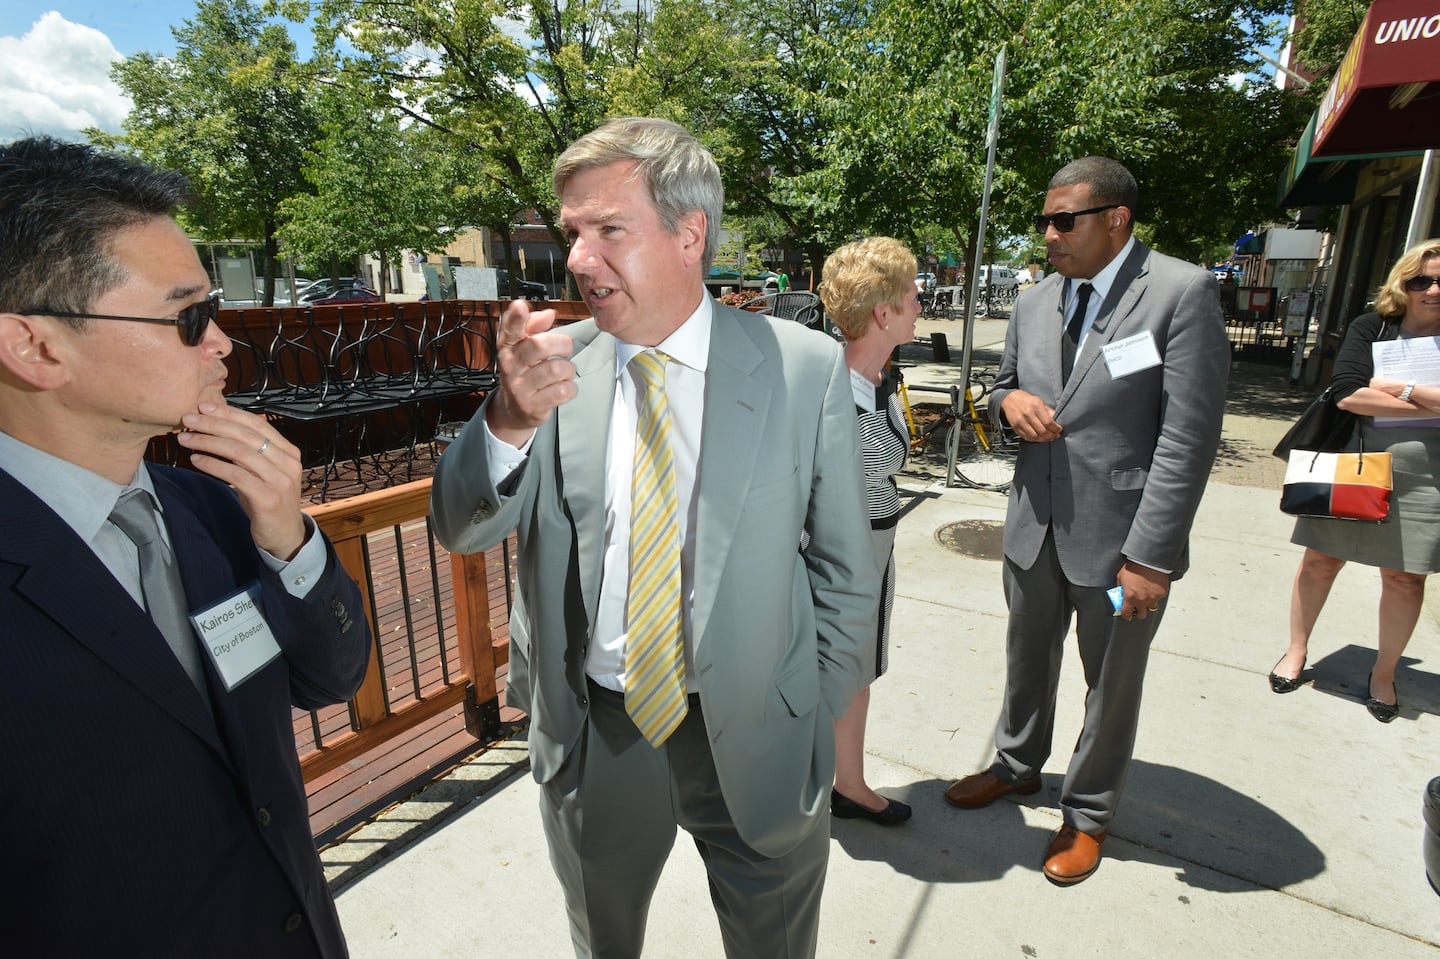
[1268, 657, 1306, 694]
[1365, 671, 1399, 723]
[831, 789, 912, 825]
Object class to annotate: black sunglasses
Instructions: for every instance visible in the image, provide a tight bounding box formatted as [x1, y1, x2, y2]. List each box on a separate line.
[20, 292, 221, 346]
[1033, 205, 1120, 234]
[1402, 274, 1440, 293]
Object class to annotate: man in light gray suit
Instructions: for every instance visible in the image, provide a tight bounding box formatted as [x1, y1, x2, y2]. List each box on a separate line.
[431, 118, 876, 957]
[943, 157, 1228, 885]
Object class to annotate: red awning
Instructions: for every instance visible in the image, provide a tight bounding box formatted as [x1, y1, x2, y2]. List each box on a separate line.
[1312, 0, 1440, 157]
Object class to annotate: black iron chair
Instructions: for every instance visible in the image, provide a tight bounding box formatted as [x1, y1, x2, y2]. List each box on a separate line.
[741, 291, 824, 329]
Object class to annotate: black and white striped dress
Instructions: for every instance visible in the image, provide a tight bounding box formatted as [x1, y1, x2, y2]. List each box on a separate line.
[851, 367, 908, 682]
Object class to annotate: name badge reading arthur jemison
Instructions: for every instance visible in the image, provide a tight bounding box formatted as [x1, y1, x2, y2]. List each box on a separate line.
[1102, 330, 1163, 379]
[191, 585, 282, 691]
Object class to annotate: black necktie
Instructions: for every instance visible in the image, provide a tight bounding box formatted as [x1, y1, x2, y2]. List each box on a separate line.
[1062, 282, 1093, 386]
[109, 489, 211, 707]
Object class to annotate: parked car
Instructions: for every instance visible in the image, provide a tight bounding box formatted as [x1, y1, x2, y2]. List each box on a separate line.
[306, 287, 384, 306]
[300, 277, 376, 303]
[979, 265, 1021, 291]
[497, 269, 547, 300]
[915, 271, 938, 293]
[251, 277, 314, 306]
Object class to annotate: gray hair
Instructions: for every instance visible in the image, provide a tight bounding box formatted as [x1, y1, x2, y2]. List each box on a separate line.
[1049, 156, 1139, 222]
[553, 117, 723, 271]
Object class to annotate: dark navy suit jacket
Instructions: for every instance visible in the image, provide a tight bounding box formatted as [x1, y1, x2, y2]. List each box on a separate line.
[0, 464, 370, 958]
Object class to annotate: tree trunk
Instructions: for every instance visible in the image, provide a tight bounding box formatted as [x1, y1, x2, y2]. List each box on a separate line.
[260, 220, 280, 307]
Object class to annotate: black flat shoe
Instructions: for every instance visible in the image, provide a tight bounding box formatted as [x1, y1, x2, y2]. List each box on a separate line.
[831, 788, 912, 825]
[1365, 671, 1399, 723]
[1268, 657, 1307, 694]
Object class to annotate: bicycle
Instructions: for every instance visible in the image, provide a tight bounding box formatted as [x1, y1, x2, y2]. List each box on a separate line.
[919, 287, 966, 321]
[896, 367, 1019, 491]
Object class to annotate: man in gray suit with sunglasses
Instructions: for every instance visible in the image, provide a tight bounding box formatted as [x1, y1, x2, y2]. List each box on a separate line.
[944, 156, 1228, 885]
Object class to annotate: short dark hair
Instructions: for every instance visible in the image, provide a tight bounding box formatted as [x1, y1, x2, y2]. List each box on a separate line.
[0, 137, 193, 320]
[1049, 156, 1139, 222]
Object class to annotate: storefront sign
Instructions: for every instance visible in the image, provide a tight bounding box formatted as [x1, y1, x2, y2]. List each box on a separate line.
[1313, 0, 1440, 157]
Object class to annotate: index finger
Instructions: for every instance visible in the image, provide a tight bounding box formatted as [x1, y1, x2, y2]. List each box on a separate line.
[496, 299, 534, 349]
[497, 300, 560, 349]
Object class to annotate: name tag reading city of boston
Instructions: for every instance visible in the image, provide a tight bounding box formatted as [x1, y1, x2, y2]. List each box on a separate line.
[191, 585, 282, 690]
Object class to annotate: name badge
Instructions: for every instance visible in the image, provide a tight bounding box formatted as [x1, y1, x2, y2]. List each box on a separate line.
[1102, 331, 1162, 378]
[191, 585, 282, 691]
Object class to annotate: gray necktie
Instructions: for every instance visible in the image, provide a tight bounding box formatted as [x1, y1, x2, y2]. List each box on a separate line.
[109, 489, 211, 706]
[1062, 281, 1093, 386]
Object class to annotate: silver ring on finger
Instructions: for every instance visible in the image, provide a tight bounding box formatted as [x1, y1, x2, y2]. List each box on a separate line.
[257, 438, 270, 455]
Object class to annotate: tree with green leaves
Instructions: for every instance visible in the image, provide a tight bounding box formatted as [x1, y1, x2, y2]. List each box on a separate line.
[90, 0, 319, 305]
[1289, 0, 1370, 90]
[305, 0, 758, 291]
[798, 0, 1299, 275]
[278, 86, 457, 294]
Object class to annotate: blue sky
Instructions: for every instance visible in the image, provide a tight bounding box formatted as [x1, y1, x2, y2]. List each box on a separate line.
[0, 4, 314, 142]
[1, 2, 204, 58]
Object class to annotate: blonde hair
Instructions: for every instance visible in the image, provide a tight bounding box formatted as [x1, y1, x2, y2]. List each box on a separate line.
[818, 236, 917, 339]
[1375, 238, 1440, 317]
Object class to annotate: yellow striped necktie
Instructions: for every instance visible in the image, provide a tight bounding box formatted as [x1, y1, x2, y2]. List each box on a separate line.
[625, 350, 688, 746]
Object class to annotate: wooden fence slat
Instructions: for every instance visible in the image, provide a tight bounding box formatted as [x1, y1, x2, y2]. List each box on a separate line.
[330, 534, 386, 729]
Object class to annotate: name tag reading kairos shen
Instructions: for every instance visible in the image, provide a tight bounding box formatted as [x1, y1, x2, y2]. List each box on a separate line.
[191, 585, 282, 690]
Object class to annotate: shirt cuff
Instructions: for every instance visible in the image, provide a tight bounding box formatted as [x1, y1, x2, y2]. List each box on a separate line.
[1124, 556, 1172, 576]
[260, 515, 326, 599]
[485, 419, 534, 489]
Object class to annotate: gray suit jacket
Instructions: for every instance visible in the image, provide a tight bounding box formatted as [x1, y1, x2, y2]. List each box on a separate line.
[991, 240, 1229, 586]
[431, 300, 876, 857]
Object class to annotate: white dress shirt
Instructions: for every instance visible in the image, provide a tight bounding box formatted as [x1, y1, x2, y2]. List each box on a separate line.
[0, 430, 327, 608]
[484, 297, 712, 692]
[1065, 234, 1136, 353]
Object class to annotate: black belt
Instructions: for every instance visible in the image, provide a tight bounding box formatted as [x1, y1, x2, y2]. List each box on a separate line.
[587, 677, 701, 710]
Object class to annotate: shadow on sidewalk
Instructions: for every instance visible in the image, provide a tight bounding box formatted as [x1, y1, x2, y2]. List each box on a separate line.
[832, 765, 1326, 894]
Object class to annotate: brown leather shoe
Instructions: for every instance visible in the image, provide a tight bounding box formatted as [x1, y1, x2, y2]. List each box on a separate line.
[1042, 824, 1107, 885]
[943, 770, 1042, 808]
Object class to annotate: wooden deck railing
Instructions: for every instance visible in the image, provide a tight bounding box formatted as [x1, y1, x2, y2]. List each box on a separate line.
[296, 477, 513, 785]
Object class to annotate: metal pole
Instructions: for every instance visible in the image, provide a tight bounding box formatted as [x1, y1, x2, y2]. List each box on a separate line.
[953, 47, 1007, 487]
[1405, 149, 1439, 248]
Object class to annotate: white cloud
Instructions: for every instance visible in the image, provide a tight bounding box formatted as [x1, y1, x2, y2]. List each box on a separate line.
[0, 12, 131, 143]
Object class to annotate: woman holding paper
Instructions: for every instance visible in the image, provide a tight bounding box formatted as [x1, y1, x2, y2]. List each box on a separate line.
[1270, 239, 1440, 722]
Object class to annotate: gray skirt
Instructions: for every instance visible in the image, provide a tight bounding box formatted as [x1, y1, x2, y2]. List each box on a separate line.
[1291, 421, 1440, 574]
[861, 526, 897, 685]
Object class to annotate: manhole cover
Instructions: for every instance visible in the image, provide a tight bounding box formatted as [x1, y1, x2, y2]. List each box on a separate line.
[935, 520, 1005, 561]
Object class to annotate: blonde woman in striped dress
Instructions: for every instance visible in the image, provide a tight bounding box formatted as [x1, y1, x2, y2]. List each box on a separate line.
[818, 236, 919, 825]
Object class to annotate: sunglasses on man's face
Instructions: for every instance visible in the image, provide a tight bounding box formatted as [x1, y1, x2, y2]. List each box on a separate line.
[1033, 205, 1120, 235]
[19, 292, 221, 346]
[1402, 274, 1440, 293]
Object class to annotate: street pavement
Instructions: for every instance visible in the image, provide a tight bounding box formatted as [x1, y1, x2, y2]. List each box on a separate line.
[326, 314, 1440, 957]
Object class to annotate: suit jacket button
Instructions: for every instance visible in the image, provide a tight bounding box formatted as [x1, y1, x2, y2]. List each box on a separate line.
[257, 807, 272, 827]
[577, 695, 588, 707]
[283, 913, 303, 934]
[330, 598, 352, 631]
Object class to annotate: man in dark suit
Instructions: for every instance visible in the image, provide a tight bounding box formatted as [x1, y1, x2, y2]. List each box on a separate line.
[432, 117, 876, 957]
[944, 157, 1229, 885]
[0, 137, 370, 956]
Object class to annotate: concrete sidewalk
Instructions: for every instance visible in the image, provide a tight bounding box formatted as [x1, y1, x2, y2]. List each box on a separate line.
[328, 476, 1440, 956]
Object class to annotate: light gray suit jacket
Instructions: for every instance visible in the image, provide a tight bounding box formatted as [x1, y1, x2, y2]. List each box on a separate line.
[991, 240, 1229, 586]
[431, 300, 876, 857]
